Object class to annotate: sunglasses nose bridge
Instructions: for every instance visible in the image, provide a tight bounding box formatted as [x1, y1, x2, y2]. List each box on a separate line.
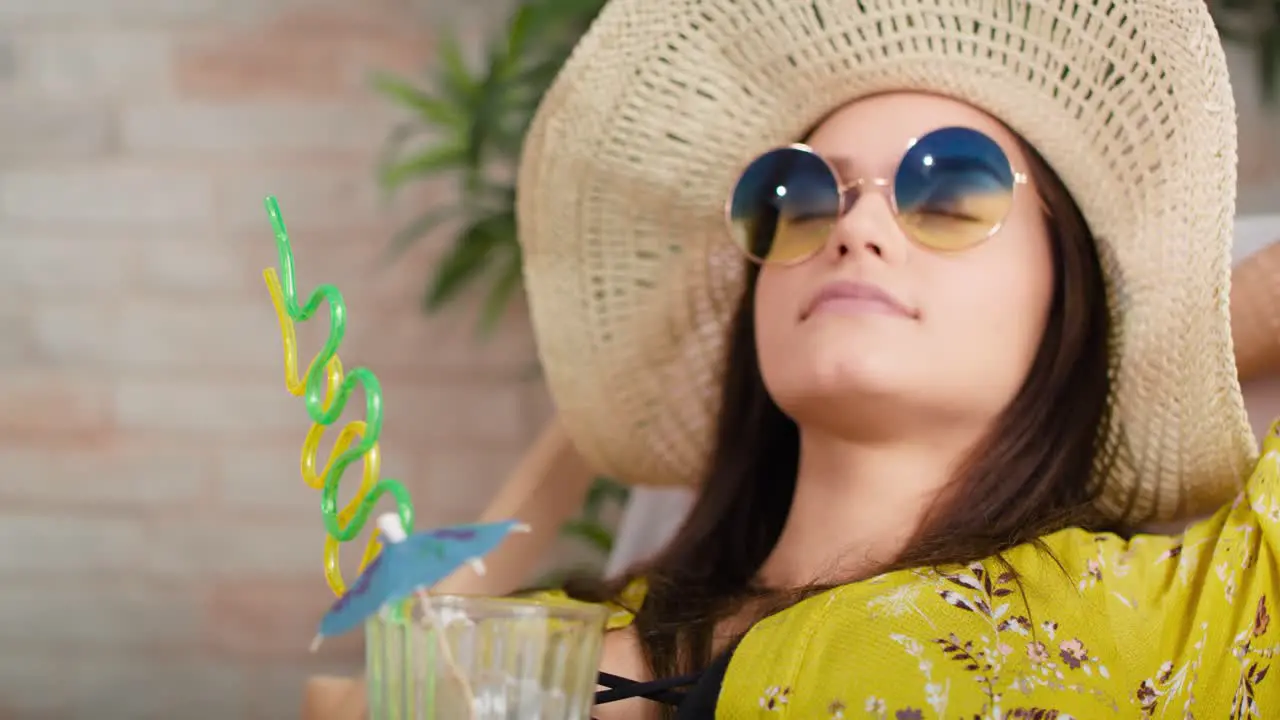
[838, 177, 895, 215]
[829, 183, 903, 261]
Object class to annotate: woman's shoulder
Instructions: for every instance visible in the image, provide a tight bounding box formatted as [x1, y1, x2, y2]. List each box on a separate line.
[718, 434, 1280, 716]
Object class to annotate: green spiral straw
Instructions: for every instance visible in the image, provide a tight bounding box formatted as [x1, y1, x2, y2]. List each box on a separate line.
[262, 195, 415, 597]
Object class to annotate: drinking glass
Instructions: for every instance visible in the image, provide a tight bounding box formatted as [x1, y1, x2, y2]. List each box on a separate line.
[365, 594, 608, 720]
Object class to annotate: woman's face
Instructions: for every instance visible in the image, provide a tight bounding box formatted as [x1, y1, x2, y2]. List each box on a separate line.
[754, 92, 1055, 435]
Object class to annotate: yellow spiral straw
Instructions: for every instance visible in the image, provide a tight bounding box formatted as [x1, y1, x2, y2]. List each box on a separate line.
[261, 196, 415, 597]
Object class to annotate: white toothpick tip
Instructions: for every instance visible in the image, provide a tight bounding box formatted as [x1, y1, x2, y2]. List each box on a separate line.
[512, 522, 532, 533]
[468, 558, 487, 576]
[309, 635, 323, 653]
[376, 512, 408, 543]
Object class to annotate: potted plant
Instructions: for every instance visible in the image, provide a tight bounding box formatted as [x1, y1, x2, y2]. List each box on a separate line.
[370, 0, 622, 581]
[372, 0, 608, 334]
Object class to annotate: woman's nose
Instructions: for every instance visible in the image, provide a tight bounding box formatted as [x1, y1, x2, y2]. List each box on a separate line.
[827, 192, 905, 264]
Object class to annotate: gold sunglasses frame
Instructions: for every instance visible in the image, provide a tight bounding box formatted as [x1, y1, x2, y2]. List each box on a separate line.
[722, 128, 1033, 266]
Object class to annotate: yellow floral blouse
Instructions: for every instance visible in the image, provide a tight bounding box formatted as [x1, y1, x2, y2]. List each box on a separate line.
[562, 420, 1280, 718]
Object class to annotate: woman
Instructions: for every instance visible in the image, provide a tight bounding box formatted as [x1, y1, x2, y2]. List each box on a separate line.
[515, 0, 1280, 716]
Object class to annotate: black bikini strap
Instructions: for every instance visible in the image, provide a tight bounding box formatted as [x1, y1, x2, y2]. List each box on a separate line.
[594, 670, 701, 706]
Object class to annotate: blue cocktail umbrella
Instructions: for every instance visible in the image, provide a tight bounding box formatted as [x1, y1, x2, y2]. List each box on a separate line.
[314, 513, 529, 642]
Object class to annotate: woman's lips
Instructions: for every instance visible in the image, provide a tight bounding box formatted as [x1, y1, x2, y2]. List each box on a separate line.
[801, 280, 918, 320]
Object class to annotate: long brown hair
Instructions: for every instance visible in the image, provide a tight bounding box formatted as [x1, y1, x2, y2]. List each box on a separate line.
[561, 137, 1124, 690]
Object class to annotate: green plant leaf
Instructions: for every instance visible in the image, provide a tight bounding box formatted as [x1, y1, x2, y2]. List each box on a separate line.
[374, 121, 424, 194]
[436, 34, 479, 103]
[515, 54, 571, 92]
[374, 0, 614, 346]
[596, 477, 631, 504]
[504, 5, 537, 70]
[582, 476, 629, 519]
[466, 49, 513, 171]
[383, 205, 465, 261]
[379, 142, 470, 191]
[369, 71, 467, 129]
[477, 183, 517, 208]
[423, 212, 517, 311]
[477, 242, 524, 337]
[560, 518, 615, 555]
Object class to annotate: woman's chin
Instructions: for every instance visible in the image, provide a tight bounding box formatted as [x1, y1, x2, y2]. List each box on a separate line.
[771, 357, 914, 406]
[761, 331, 925, 407]
[808, 337, 913, 388]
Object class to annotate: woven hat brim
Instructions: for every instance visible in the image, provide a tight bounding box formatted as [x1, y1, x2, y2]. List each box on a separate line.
[517, 0, 1259, 524]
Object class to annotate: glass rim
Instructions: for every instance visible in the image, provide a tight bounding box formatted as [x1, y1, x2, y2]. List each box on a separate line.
[368, 593, 611, 626]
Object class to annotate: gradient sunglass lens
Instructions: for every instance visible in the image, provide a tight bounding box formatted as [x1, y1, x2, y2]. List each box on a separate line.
[727, 147, 841, 264]
[894, 126, 1017, 252]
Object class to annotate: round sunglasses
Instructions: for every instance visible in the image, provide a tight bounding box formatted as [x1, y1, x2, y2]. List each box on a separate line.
[724, 126, 1031, 265]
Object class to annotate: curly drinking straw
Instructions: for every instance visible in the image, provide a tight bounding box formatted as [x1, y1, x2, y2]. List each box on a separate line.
[261, 195, 415, 598]
[263, 197, 480, 717]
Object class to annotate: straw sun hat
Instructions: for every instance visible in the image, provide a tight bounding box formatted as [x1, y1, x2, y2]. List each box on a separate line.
[515, 0, 1260, 523]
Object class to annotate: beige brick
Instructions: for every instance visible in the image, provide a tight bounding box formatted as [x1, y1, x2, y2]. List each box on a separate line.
[0, 235, 133, 295]
[0, 444, 207, 506]
[136, 234, 247, 294]
[174, 10, 433, 102]
[215, 441, 418, 510]
[153, 516, 328, 576]
[1, 512, 344, 580]
[0, 2, 584, 712]
[0, 165, 214, 225]
[215, 444, 321, 510]
[4, 30, 173, 100]
[0, 39, 15, 83]
[0, 514, 149, 573]
[237, 225, 378, 292]
[0, 578, 203, 649]
[114, 377, 299, 435]
[116, 298, 281, 370]
[0, 100, 115, 158]
[373, 378, 532, 446]
[342, 294, 541, 376]
[121, 102, 398, 153]
[206, 575, 363, 659]
[0, 305, 35, 367]
[31, 300, 119, 368]
[215, 165, 408, 233]
[0, 650, 66, 716]
[0, 371, 113, 436]
[176, 35, 349, 100]
[65, 652, 246, 719]
[247, 660, 365, 719]
[153, 494, 442, 581]
[417, 445, 523, 522]
[0, 0, 222, 22]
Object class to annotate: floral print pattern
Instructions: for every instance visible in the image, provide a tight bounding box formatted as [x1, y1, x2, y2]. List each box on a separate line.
[604, 421, 1280, 718]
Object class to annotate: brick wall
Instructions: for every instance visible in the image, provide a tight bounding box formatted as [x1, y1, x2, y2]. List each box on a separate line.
[0, 1, 1275, 718]
[0, 1, 543, 718]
